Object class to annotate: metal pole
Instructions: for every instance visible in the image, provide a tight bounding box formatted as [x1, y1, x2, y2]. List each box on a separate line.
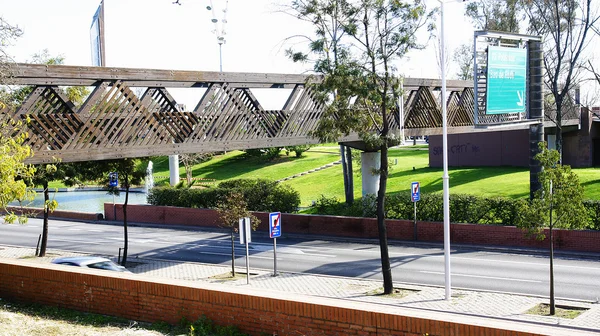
[413, 202, 417, 241]
[219, 43, 223, 72]
[440, 0, 452, 301]
[244, 218, 250, 284]
[113, 194, 116, 220]
[245, 233, 250, 284]
[273, 238, 278, 276]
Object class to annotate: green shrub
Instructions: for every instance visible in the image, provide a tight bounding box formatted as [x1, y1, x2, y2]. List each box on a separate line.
[584, 200, 600, 230]
[148, 179, 300, 213]
[285, 145, 313, 158]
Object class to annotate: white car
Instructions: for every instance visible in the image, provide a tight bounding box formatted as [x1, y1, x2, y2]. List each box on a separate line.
[51, 256, 131, 273]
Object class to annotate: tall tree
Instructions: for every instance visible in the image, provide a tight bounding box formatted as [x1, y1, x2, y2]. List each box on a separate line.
[74, 159, 148, 266]
[179, 153, 213, 186]
[288, 0, 433, 294]
[455, 1, 523, 82]
[0, 117, 35, 224]
[28, 161, 62, 257]
[102, 159, 148, 266]
[452, 44, 473, 80]
[517, 143, 586, 315]
[465, 0, 522, 33]
[523, 0, 599, 162]
[216, 191, 259, 277]
[0, 18, 35, 223]
[0, 17, 22, 83]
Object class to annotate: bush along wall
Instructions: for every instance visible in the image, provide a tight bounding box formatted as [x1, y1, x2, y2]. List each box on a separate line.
[148, 179, 301, 214]
[315, 192, 599, 230]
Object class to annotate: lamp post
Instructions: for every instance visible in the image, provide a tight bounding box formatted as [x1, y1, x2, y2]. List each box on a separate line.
[438, 0, 468, 301]
[207, 0, 228, 72]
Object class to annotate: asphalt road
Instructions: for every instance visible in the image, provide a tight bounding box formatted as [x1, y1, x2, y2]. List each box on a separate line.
[1, 218, 599, 302]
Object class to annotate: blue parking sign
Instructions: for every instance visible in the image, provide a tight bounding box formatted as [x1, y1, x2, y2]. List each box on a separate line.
[269, 212, 281, 238]
[411, 182, 420, 202]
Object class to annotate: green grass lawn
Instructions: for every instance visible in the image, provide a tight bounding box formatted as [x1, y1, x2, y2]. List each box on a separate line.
[274, 147, 599, 206]
[150, 148, 341, 187]
[58, 146, 600, 207]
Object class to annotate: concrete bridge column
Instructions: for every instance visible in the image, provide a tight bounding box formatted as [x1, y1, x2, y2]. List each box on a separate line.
[361, 151, 380, 197]
[169, 155, 180, 186]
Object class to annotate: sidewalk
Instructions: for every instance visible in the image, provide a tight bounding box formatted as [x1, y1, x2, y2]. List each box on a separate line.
[1, 244, 599, 335]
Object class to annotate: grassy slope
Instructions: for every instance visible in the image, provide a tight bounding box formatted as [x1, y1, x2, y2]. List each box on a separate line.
[149, 147, 600, 207]
[151, 148, 341, 186]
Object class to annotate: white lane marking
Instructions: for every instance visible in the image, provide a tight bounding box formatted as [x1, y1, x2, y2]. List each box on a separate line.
[68, 229, 82, 231]
[187, 251, 282, 260]
[89, 229, 104, 232]
[51, 239, 104, 245]
[419, 271, 542, 283]
[289, 245, 600, 271]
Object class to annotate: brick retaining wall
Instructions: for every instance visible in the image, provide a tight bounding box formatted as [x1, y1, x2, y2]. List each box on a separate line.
[104, 204, 600, 253]
[0, 259, 553, 335]
[6, 206, 103, 221]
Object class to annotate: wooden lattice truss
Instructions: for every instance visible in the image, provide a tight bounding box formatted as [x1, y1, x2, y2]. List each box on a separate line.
[4, 64, 475, 164]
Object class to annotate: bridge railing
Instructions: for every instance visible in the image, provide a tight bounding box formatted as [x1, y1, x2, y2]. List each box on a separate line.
[3, 63, 570, 164]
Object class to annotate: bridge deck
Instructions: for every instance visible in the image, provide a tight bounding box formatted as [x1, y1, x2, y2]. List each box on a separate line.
[0, 64, 574, 164]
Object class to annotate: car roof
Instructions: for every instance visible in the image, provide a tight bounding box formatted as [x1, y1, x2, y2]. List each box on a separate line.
[52, 256, 113, 265]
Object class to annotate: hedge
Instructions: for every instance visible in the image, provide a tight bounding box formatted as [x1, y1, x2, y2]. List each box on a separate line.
[148, 179, 301, 214]
[316, 192, 598, 230]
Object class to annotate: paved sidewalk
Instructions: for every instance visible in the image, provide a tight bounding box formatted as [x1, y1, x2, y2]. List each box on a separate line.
[1, 244, 599, 334]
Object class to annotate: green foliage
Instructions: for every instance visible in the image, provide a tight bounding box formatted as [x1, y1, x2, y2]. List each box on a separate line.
[465, 0, 522, 32]
[180, 315, 248, 336]
[243, 147, 282, 161]
[148, 178, 301, 214]
[517, 143, 587, 239]
[0, 117, 35, 224]
[285, 145, 313, 157]
[583, 200, 600, 230]
[312, 191, 578, 228]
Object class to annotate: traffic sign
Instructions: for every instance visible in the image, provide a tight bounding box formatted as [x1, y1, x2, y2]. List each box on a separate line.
[411, 182, 420, 202]
[486, 46, 527, 115]
[108, 172, 118, 187]
[269, 212, 281, 238]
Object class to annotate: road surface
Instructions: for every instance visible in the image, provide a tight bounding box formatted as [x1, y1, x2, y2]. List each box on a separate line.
[1, 218, 598, 302]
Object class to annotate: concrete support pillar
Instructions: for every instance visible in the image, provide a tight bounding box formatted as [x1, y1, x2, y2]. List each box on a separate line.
[361, 152, 380, 197]
[169, 154, 180, 186]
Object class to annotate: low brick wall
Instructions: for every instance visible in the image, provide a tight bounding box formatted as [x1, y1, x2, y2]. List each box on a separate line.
[6, 206, 103, 221]
[104, 204, 600, 253]
[0, 259, 554, 336]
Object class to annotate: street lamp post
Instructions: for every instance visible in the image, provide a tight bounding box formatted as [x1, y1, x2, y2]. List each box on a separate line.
[440, 0, 451, 302]
[207, 0, 228, 72]
[438, 0, 468, 301]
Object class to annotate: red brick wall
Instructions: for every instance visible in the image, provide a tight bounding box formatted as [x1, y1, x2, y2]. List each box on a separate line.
[6, 206, 103, 221]
[104, 204, 600, 253]
[0, 259, 549, 336]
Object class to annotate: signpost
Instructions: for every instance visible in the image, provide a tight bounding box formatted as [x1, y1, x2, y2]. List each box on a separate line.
[239, 217, 251, 284]
[411, 182, 420, 241]
[109, 172, 118, 219]
[269, 212, 282, 276]
[486, 46, 527, 115]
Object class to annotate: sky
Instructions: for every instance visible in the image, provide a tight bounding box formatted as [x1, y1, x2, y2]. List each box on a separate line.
[2, 0, 473, 72]
[0, 0, 544, 109]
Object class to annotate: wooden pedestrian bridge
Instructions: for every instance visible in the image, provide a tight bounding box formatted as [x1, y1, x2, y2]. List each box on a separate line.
[1, 63, 576, 164]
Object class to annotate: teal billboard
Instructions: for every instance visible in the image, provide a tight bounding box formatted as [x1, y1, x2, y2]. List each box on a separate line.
[486, 46, 527, 114]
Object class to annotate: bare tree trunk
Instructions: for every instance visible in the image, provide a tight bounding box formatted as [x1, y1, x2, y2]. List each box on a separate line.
[121, 185, 129, 266]
[231, 226, 236, 276]
[186, 166, 192, 185]
[377, 142, 392, 294]
[555, 104, 563, 165]
[38, 180, 49, 257]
